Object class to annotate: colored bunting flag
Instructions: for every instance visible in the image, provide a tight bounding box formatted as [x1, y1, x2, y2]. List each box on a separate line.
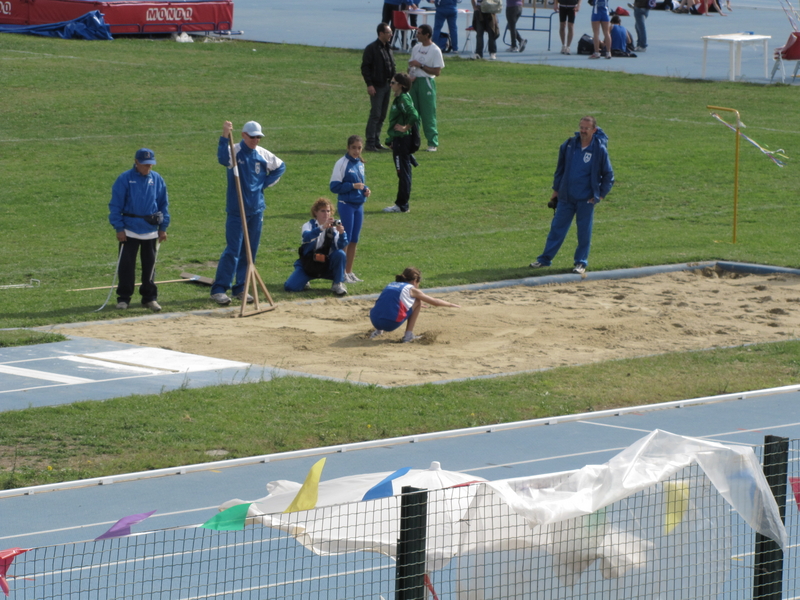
[200, 503, 252, 532]
[790, 477, 800, 511]
[362, 467, 412, 501]
[0, 547, 29, 597]
[284, 458, 327, 513]
[95, 510, 157, 541]
[663, 480, 689, 535]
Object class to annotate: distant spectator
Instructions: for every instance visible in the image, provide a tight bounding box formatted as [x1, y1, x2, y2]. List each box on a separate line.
[362, 22, 396, 152]
[408, 23, 445, 152]
[589, 0, 612, 59]
[330, 135, 370, 283]
[554, 0, 581, 54]
[429, 0, 462, 52]
[470, 0, 501, 60]
[674, 0, 727, 14]
[610, 14, 635, 55]
[632, 0, 650, 51]
[383, 73, 420, 214]
[506, 0, 527, 52]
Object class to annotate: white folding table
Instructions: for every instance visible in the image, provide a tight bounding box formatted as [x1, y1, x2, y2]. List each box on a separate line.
[701, 33, 771, 81]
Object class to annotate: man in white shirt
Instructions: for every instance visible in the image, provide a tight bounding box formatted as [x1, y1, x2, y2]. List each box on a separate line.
[408, 24, 445, 151]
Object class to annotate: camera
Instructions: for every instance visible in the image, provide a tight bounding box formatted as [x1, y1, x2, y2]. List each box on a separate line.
[333, 219, 342, 226]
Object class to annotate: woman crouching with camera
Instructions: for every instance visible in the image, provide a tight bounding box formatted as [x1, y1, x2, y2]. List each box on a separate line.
[369, 267, 460, 343]
[284, 197, 349, 296]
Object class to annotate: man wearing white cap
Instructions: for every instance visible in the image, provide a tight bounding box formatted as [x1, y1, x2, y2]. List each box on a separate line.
[108, 148, 169, 312]
[211, 120, 286, 305]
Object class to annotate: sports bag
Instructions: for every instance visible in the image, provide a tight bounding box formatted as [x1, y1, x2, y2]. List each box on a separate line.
[481, 0, 503, 13]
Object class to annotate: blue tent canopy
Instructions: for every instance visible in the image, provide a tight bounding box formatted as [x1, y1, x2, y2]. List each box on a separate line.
[0, 10, 113, 40]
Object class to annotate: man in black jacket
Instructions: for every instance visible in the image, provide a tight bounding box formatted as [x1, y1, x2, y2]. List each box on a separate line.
[361, 23, 396, 152]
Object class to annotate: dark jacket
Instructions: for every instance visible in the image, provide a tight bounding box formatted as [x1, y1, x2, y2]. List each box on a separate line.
[361, 38, 396, 88]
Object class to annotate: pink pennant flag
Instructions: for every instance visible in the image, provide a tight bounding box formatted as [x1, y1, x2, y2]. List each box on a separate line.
[95, 510, 157, 541]
[0, 547, 29, 597]
[790, 477, 800, 511]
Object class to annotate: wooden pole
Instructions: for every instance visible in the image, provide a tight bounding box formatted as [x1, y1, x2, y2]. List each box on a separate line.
[226, 132, 275, 317]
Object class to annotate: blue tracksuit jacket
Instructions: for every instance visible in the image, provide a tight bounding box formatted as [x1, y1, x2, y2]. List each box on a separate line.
[109, 166, 170, 235]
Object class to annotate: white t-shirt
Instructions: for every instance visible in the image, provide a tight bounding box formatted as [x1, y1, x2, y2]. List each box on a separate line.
[408, 42, 445, 79]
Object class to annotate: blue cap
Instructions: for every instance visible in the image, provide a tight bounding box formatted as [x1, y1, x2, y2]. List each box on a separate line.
[135, 148, 156, 165]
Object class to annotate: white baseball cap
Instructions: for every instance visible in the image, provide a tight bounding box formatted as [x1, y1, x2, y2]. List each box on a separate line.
[242, 121, 264, 137]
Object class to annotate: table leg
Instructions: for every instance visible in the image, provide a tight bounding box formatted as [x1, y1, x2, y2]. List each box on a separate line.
[702, 39, 708, 79]
[763, 39, 769, 79]
[729, 42, 736, 81]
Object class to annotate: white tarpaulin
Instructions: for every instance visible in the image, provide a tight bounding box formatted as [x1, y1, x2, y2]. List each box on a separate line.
[484, 429, 787, 551]
[220, 430, 787, 580]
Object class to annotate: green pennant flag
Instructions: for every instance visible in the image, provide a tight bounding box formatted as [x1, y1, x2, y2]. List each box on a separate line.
[200, 502, 252, 531]
[284, 457, 327, 513]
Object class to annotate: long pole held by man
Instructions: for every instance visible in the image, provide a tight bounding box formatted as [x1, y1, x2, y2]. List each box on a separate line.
[210, 120, 286, 316]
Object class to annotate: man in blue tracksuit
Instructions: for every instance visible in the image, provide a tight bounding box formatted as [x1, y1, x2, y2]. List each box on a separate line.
[211, 120, 286, 305]
[530, 116, 614, 275]
[108, 148, 170, 312]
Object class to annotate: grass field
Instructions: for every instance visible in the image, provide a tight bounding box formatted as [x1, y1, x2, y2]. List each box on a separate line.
[1, 34, 799, 489]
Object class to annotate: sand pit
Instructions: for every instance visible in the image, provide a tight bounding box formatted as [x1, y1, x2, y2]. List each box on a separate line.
[65, 268, 800, 386]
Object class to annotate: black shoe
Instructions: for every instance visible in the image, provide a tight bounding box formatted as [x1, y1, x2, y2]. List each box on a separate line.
[365, 145, 380, 152]
[374, 142, 388, 151]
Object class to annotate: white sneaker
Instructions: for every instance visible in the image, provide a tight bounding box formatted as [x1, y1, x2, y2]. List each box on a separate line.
[403, 332, 422, 343]
[426, 146, 437, 152]
[144, 300, 162, 312]
[116, 301, 128, 310]
[234, 292, 254, 304]
[383, 205, 403, 213]
[210, 292, 231, 305]
[634, 46, 646, 52]
[331, 282, 348, 296]
[303, 282, 311, 291]
[470, 53, 482, 60]
[345, 272, 363, 283]
[370, 329, 385, 339]
[564, 46, 571, 54]
[489, 53, 497, 60]
[573, 264, 586, 275]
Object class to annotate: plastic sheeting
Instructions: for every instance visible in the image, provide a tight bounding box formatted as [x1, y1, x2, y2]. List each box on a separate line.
[0, 11, 112, 40]
[220, 430, 788, 578]
[486, 429, 787, 551]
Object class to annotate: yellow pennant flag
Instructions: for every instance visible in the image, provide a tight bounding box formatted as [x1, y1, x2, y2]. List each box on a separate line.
[663, 480, 690, 535]
[284, 458, 327, 513]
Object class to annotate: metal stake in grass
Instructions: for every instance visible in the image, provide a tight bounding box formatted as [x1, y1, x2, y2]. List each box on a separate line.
[226, 131, 275, 317]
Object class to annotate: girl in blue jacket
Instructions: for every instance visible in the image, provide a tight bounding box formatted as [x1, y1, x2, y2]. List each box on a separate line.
[330, 135, 370, 284]
[369, 267, 460, 343]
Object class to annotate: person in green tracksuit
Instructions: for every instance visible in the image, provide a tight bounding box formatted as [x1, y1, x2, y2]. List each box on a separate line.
[407, 23, 445, 152]
[382, 73, 420, 213]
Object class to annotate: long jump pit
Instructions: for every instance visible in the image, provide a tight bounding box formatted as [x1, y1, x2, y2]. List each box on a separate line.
[63, 262, 800, 387]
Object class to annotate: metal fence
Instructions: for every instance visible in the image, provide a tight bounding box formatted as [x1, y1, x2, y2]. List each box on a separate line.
[6, 439, 799, 600]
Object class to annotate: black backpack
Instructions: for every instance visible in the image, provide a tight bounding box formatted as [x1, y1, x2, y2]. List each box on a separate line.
[577, 34, 595, 55]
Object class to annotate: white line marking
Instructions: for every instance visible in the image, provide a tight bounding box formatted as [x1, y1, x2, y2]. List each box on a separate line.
[465, 446, 627, 472]
[0, 365, 92, 384]
[0, 505, 218, 541]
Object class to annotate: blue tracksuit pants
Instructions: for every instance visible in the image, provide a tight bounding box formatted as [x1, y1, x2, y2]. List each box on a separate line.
[212, 212, 263, 296]
[536, 196, 595, 267]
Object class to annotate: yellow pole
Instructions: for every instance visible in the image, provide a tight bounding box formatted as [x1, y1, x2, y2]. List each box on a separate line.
[707, 105, 741, 244]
